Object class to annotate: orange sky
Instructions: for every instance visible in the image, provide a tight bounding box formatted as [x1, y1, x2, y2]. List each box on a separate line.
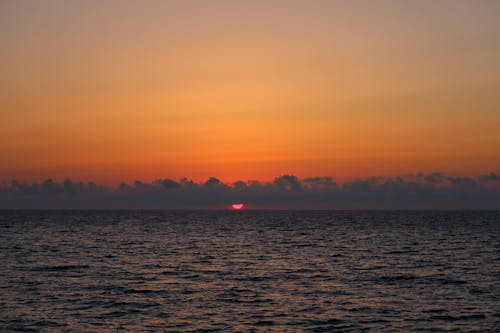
[1, 1, 499, 184]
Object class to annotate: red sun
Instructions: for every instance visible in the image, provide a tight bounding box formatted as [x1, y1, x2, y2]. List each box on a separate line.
[231, 203, 244, 210]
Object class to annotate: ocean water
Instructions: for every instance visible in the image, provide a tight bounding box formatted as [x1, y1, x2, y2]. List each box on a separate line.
[0, 210, 499, 332]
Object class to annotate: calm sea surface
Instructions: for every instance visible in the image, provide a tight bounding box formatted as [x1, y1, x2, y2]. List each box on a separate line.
[0, 210, 499, 332]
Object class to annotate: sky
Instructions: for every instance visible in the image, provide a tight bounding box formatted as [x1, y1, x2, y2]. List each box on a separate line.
[1, 0, 499, 186]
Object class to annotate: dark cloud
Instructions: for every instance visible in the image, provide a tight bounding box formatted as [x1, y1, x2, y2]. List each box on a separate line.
[274, 175, 302, 192]
[478, 172, 500, 183]
[1, 173, 499, 209]
[155, 178, 181, 189]
[302, 177, 338, 190]
[423, 172, 447, 183]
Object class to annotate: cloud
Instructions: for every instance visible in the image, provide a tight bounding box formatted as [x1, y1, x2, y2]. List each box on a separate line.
[1, 173, 499, 209]
[478, 172, 500, 183]
[423, 172, 447, 183]
[155, 178, 181, 189]
[274, 175, 302, 192]
[302, 177, 338, 190]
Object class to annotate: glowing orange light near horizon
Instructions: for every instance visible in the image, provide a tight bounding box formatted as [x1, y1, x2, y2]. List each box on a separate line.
[231, 203, 245, 210]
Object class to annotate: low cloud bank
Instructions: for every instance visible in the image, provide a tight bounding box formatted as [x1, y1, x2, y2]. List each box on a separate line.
[1, 173, 499, 209]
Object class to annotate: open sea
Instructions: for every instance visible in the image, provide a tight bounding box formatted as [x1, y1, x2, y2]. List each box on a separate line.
[0, 210, 499, 332]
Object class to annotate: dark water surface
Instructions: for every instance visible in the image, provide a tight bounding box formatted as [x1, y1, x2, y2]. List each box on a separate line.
[0, 210, 499, 332]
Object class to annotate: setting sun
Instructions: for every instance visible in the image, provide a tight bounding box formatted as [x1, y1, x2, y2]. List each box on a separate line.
[231, 203, 245, 210]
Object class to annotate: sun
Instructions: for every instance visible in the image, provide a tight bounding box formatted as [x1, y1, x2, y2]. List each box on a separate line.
[231, 203, 245, 210]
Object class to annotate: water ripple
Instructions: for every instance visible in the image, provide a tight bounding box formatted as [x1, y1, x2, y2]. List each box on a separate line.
[0, 210, 499, 332]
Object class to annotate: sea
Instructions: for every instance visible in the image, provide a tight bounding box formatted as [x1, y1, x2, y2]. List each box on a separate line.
[0, 210, 499, 332]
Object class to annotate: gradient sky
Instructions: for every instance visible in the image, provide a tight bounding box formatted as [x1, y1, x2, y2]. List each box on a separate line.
[1, 0, 499, 184]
